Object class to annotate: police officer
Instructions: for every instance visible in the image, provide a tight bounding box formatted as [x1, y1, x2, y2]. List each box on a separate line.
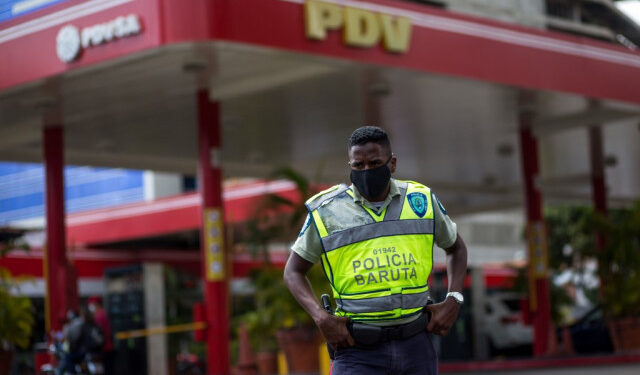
[283, 126, 468, 374]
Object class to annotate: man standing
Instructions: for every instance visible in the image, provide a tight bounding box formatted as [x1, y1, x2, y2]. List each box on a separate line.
[284, 126, 468, 374]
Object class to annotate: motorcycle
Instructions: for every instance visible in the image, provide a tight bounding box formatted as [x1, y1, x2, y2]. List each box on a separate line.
[39, 337, 104, 375]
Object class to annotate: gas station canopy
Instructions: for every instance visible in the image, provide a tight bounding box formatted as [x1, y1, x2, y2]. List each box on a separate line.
[1, 0, 640, 214]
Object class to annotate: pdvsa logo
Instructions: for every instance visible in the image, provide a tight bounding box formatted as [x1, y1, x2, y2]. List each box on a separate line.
[56, 25, 82, 63]
[56, 14, 142, 63]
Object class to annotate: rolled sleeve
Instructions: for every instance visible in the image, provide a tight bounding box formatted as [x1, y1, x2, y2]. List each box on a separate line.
[432, 193, 457, 249]
[291, 214, 323, 264]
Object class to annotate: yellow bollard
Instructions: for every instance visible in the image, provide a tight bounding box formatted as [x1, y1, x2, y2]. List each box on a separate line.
[319, 343, 331, 375]
[277, 350, 288, 374]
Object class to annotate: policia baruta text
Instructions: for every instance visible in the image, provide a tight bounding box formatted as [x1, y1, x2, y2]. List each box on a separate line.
[353, 251, 418, 286]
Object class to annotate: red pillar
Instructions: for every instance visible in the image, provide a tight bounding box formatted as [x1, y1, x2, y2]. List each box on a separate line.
[43, 126, 69, 332]
[197, 90, 230, 375]
[589, 126, 607, 249]
[519, 116, 551, 357]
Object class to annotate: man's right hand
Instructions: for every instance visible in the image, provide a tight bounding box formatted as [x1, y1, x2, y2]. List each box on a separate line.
[283, 253, 355, 349]
[315, 313, 355, 350]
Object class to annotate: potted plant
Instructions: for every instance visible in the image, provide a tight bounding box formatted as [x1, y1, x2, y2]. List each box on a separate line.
[580, 201, 640, 351]
[0, 231, 35, 375]
[239, 266, 329, 374]
[241, 312, 278, 375]
[238, 268, 282, 375]
[511, 204, 637, 355]
[242, 265, 329, 374]
[544, 206, 597, 327]
[544, 202, 640, 352]
[240, 168, 330, 373]
[273, 264, 329, 374]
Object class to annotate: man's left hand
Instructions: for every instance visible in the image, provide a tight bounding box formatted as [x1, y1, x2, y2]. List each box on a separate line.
[424, 298, 461, 336]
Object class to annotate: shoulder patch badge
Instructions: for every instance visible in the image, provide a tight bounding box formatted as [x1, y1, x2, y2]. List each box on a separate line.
[407, 192, 427, 218]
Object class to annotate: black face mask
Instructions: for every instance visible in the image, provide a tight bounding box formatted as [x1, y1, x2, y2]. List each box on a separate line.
[350, 156, 392, 201]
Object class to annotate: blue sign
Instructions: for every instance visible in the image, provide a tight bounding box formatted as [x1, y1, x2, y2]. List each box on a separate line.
[1, 0, 71, 23]
[0, 162, 144, 224]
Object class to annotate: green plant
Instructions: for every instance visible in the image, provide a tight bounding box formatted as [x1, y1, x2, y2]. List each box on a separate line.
[0, 268, 35, 350]
[241, 310, 278, 353]
[540, 202, 640, 320]
[239, 267, 284, 353]
[239, 264, 331, 352]
[510, 204, 639, 325]
[577, 201, 640, 318]
[509, 207, 593, 326]
[0, 232, 34, 352]
[544, 206, 598, 325]
[244, 167, 318, 264]
[509, 265, 574, 327]
[0, 228, 28, 258]
[238, 167, 332, 351]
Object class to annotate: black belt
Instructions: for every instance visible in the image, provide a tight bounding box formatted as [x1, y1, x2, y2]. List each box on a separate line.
[347, 312, 429, 347]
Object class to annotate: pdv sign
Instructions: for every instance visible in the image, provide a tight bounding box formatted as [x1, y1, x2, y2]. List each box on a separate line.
[305, 0, 412, 53]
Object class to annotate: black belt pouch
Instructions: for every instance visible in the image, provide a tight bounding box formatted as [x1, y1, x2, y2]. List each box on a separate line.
[348, 322, 383, 347]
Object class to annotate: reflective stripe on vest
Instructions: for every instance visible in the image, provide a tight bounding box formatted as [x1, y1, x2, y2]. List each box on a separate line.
[321, 219, 434, 252]
[337, 289, 431, 313]
[306, 180, 435, 322]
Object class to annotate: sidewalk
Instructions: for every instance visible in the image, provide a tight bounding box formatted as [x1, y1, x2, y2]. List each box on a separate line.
[446, 363, 640, 375]
[440, 353, 640, 375]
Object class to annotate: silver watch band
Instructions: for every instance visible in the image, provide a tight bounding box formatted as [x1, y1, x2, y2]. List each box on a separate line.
[446, 291, 464, 304]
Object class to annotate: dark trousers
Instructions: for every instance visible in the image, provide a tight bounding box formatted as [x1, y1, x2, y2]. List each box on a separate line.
[331, 331, 438, 375]
[56, 351, 84, 375]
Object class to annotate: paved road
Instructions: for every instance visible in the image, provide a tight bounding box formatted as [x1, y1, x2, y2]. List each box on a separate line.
[447, 363, 640, 375]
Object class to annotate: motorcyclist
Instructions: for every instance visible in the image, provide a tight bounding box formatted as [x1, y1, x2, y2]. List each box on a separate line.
[57, 306, 104, 375]
[57, 310, 83, 375]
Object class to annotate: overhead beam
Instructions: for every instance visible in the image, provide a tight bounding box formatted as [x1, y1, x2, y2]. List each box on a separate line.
[0, 149, 42, 163]
[0, 119, 41, 148]
[543, 192, 636, 208]
[537, 173, 591, 188]
[427, 181, 521, 196]
[209, 64, 337, 100]
[532, 106, 640, 136]
[446, 200, 522, 216]
[61, 94, 195, 128]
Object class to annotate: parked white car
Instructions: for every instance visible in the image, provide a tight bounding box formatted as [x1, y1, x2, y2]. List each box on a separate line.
[482, 292, 533, 353]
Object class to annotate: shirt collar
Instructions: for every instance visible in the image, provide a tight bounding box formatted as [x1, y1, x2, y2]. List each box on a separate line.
[350, 179, 401, 211]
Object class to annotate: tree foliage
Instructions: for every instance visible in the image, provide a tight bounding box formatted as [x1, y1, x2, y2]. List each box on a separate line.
[0, 269, 35, 350]
[544, 202, 640, 319]
[579, 202, 640, 317]
[0, 233, 35, 350]
[243, 167, 315, 264]
[238, 167, 331, 351]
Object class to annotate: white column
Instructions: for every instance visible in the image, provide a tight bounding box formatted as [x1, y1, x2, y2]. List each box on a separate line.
[143, 263, 168, 375]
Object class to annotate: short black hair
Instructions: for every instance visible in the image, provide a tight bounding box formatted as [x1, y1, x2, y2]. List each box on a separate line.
[348, 126, 391, 150]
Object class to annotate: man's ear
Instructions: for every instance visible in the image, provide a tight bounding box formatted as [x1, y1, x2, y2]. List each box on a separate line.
[389, 154, 397, 173]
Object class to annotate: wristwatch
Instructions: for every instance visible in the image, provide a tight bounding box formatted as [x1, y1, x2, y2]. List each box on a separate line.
[446, 291, 464, 305]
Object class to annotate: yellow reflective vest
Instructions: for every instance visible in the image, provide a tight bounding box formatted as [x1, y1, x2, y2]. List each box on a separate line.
[306, 180, 434, 322]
